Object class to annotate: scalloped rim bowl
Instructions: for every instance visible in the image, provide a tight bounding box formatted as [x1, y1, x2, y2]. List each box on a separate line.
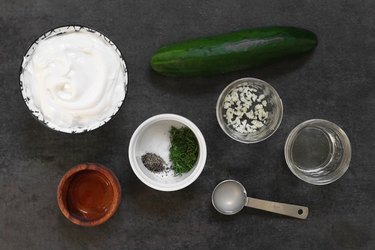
[19, 25, 128, 133]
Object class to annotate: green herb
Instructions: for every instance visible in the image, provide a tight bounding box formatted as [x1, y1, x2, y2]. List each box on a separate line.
[169, 126, 199, 175]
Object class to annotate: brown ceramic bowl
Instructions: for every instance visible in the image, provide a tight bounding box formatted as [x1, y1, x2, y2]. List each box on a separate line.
[57, 163, 121, 227]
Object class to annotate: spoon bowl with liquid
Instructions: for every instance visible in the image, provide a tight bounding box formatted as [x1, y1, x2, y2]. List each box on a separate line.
[212, 180, 308, 219]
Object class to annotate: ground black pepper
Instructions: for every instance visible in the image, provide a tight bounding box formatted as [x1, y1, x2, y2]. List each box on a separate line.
[141, 153, 166, 173]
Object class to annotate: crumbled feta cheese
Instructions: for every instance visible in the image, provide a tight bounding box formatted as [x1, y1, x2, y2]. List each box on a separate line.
[257, 94, 265, 102]
[251, 120, 264, 128]
[255, 104, 263, 110]
[240, 95, 247, 103]
[231, 92, 239, 102]
[224, 102, 231, 109]
[246, 110, 254, 119]
[226, 108, 234, 121]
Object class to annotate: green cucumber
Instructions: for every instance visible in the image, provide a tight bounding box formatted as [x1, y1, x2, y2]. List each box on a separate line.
[151, 26, 318, 76]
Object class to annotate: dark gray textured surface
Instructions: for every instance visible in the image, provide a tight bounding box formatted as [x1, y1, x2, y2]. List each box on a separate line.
[0, 0, 374, 249]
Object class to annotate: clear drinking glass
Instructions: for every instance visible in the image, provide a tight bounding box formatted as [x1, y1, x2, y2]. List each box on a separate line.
[284, 119, 351, 185]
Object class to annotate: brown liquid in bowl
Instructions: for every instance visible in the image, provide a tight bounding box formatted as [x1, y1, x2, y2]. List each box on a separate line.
[67, 170, 114, 221]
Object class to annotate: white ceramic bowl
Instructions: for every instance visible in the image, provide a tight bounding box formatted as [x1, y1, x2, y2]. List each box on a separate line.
[128, 114, 207, 191]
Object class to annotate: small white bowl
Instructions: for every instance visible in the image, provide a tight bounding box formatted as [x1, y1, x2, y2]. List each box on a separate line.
[128, 114, 207, 191]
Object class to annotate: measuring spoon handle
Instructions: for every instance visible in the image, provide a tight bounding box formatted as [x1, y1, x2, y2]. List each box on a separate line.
[246, 197, 308, 219]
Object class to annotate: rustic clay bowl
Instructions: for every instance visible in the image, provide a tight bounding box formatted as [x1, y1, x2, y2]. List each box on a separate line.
[57, 163, 121, 227]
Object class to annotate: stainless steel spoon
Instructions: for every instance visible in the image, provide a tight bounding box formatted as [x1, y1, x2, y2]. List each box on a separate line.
[212, 180, 308, 219]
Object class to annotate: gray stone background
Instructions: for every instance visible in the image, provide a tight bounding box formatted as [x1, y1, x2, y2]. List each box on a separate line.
[0, 0, 374, 249]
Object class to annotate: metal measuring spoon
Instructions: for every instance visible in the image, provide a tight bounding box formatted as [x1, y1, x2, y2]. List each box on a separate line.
[212, 180, 308, 219]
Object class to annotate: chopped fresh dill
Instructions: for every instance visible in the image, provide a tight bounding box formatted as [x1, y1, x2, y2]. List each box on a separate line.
[169, 126, 199, 175]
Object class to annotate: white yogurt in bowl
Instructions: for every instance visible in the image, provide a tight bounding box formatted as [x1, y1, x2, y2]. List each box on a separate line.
[20, 26, 128, 133]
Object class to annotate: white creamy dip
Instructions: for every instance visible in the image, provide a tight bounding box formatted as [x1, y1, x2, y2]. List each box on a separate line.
[21, 27, 127, 133]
